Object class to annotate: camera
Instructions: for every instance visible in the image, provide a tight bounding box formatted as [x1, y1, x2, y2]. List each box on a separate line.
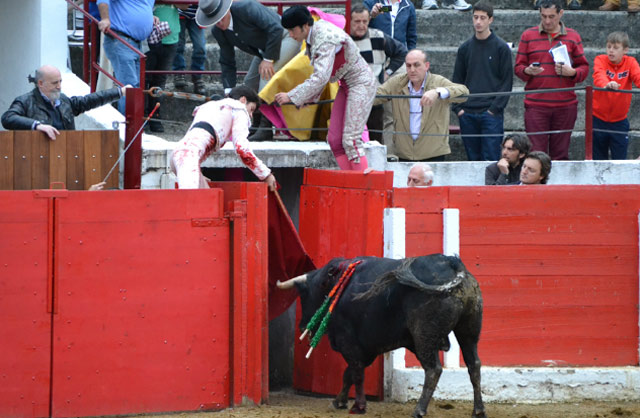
[532, 62, 541, 67]
[380, 5, 392, 12]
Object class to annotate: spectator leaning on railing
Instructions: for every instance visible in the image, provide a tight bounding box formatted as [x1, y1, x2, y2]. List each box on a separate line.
[1, 65, 128, 140]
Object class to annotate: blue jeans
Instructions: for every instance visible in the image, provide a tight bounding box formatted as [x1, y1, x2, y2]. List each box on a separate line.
[103, 34, 142, 114]
[458, 110, 504, 161]
[173, 19, 206, 71]
[592, 116, 629, 160]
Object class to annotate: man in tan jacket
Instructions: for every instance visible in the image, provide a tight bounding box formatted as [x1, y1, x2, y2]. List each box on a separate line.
[375, 49, 468, 161]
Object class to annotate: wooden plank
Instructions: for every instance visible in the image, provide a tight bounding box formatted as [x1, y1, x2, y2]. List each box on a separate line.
[479, 336, 638, 366]
[460, 214, 638, 246]
[83, 131, 102, 189]
[0, 131, 14, 190]
[449, 186, 640, 215]
[66, 131, 84, 190]
[303, 168, 393, 190]
[476, 275, 638, 307]
[13, 131, 32, 190]
[101, 130, 119, 189]
[393, 186, 449, 213]
[463, 244, 637, 276]
[406, 232, 444, 258]
[49, 131, 67, 188]
[406, 213, 443, 234]
[31, 132, 50, 189]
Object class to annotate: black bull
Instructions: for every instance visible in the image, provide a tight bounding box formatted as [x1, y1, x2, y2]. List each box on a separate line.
[277, 254, 486, 418]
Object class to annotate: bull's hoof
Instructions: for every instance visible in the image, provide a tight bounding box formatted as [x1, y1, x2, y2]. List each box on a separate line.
[472, 411, 487, 418]
[332, 399, 348, 409]
[411, 407, 426, 418]
[349, 404, 366, 414]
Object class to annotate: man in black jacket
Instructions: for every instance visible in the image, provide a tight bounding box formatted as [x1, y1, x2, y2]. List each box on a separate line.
[1, 65, 127, 140]
[485, 134, 531, 185]
[452, 1, 513, 161]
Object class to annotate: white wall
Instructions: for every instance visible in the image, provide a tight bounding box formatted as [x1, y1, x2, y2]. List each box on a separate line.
[0, 0, 69, 128]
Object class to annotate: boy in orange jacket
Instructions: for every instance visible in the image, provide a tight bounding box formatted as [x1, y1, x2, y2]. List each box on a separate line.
[592, 31, 640, 159]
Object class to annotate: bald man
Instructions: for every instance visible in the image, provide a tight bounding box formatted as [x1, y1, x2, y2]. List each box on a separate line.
[1, 65, 128, 140]
[407, 163, 434, 187]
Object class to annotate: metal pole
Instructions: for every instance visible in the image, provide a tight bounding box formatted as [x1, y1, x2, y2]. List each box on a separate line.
[585, 85, 593, 161]
[124, 88, 144, 189]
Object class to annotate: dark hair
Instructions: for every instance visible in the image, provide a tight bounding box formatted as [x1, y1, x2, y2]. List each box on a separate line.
[228, 85, 259, 104]
[351, 4, 369, 15]
[282, 5, 314, 29]
[503, 133, 531, 157]
[472, 1, 493, 18]
[525, 151, 552, 184]
[539, 0, 563, 12]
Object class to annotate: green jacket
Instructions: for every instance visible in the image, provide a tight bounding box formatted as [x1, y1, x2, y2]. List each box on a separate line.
[375, 72, 468, 160]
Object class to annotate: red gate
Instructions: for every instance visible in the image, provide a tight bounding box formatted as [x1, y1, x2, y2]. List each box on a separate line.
[0, 191, 52, 417]
[0, 186, 268, 418]
[295, 169, 393, 398]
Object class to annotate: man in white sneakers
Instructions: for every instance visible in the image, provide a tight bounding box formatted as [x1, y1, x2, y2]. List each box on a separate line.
[422, 0, 472, 11]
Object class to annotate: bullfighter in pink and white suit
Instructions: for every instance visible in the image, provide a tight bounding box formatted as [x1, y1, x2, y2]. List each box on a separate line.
[275, 6, 376, 171]
[171, 86, 277, 190]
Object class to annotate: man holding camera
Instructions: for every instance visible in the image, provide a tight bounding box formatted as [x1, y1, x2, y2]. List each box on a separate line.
[514, 0, 589, 160]
[365, 0, 417, 50]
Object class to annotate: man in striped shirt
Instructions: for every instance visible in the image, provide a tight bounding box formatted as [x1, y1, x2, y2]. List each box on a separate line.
[514, 0, 589, 160]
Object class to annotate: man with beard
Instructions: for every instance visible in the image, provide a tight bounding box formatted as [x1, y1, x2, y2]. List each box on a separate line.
[1, 65, 127, 140]
[485, 134, 532, 185]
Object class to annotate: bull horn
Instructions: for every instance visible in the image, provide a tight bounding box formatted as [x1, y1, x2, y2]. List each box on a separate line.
[276, 274, 307, 289]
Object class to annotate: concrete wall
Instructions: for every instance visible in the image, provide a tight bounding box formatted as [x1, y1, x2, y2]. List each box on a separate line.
[0, 0, 71, 129]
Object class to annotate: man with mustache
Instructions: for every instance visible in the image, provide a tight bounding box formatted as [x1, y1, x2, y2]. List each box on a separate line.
[1, 65, 127, 140]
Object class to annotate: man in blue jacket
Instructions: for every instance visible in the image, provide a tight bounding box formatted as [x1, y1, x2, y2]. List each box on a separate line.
[365, 0, 417, 50]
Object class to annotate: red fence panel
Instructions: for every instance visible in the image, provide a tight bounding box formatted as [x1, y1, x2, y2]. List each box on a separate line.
[294, 169, 393, 399]
[449, 185, 640, 367]
[210, 181, 269, 405]
[0, 192, 52, 418]
[50, 190, 232, 417]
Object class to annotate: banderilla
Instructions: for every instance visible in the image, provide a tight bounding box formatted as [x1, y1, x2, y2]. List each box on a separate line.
[102, 102, 161, 184]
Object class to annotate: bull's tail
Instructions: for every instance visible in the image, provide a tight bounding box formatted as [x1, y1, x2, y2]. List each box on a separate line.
[354, 256, 466, 301]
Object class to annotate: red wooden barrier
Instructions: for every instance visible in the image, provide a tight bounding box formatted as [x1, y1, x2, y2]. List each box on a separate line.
[296, 174, 639, 396]
[0, 192, 52, 418]
[295, 169, 393, 399]
[0, 186, 269, 418]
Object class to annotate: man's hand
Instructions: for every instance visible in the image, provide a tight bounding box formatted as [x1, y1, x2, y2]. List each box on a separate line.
[605, 81, 621, 90]
[259, 60, 275, 81]
[274, 92, 291, 105]
[264, 173, 277, 191]
[121, 84, 132, 97]
[525, 64, 544, 76]
[457, 109, 465, 117]
[153, 16, 160, 26]
[88, 181, 106, 191]
[555, 62, 576, 77]
[36, 123, 60, 140]
[98, 18, 111, 33]
[420, 89, 439, 107]
[497, 158, 510, 175]
[370, 3, 384, 18]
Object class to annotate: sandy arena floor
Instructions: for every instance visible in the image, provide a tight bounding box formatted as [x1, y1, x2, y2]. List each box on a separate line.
[143, 390, 640, 418]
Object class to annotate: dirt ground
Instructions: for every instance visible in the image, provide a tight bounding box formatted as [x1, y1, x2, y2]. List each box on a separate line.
[144, 391, 640, 418]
